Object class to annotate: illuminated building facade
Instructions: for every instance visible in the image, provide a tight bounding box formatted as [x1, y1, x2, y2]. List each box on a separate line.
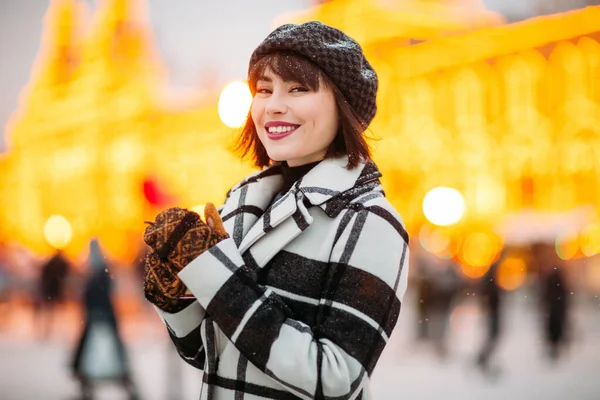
[1, 0, 599, 278]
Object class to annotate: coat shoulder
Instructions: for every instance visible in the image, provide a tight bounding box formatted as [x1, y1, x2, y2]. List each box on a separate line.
[344, 193, 409, 245]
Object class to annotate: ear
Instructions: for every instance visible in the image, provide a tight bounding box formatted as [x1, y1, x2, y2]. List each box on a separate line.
[203, 202, 227, 236]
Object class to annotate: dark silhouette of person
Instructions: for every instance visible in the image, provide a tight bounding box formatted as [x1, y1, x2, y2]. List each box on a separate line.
[71, 239, 139, 400]
[476, 256, 503, 375]
[36, 250, 71, 340]
[413, 249, 434, 341]
[535, 243, 571, 361]
[428, 259, 461, 358]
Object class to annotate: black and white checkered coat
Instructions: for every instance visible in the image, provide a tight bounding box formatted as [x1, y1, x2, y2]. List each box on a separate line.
[155, 156, 409, 400]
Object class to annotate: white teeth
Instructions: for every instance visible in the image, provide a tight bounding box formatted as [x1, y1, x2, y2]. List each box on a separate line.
[267, 125, 297, 134]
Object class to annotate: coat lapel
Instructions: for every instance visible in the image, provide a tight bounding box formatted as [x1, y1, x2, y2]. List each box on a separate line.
[220, 165, 283, 248]
[240, 191, 313, 267]
[238, 191, 296, 253]
[222, 156, 382, 269]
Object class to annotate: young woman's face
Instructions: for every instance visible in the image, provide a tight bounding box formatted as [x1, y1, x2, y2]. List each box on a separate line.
[251, 69, 339, 167]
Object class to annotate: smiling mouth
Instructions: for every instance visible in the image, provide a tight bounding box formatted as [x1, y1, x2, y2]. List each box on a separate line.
[265, 125, 299, 141]
[266, 125, 300, 134]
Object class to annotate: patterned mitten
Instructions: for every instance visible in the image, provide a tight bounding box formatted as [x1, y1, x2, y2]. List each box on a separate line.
[142, 203, 228, 313]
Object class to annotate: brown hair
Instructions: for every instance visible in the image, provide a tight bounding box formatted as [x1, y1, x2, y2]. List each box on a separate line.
[235, 51, 372, 169]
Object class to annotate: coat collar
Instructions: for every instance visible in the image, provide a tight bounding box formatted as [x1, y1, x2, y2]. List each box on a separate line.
[296, 156, 383, 216]
[223, 156, 383, 263]
[231, 156, 382, 215]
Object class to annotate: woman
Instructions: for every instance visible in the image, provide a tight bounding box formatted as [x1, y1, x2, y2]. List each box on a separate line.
[72, 239, 139, 400]
[146, 21, 409, 399]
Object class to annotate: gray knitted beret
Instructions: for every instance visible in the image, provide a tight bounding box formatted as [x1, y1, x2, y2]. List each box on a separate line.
[249, 21, 378, 127]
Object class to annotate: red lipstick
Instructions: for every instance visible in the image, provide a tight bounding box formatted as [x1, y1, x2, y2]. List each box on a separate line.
[264, 121, 300, 140]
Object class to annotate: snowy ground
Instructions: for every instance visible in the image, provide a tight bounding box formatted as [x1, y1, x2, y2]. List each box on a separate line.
[1, 291, 599, 400]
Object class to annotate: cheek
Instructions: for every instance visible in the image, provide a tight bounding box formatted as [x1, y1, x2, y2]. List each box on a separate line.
[251, 100, 263, 126]
[315, 104, 338, 139]
[309, 94, 337, 131]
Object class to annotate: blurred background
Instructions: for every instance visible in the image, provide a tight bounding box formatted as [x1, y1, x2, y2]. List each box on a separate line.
[1, 0, 600, 399]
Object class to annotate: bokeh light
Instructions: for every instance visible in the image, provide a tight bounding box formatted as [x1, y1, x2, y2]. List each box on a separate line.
[556, 228, 580, 260]
[580, 222, 600, 257]
[422, 187, 466, 227]
[43, 214, 73, 250]
[218, 81, 252, 128]
[496, 256, 527, 291]
[459, 231, 503, 278]
[418, 224, 456, 258]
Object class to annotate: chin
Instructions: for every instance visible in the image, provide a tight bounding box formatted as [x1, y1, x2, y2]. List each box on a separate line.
[265, 149, 298, 163]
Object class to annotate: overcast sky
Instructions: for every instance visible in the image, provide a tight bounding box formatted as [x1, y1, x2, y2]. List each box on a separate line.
[0, 0, 592, 151]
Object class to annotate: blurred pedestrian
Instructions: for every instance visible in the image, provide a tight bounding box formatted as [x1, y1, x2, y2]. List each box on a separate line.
[412, 245, 434, 341]
[428, 258, 461, 358]
[71, 239, 139, 400]
[535, 243, 571, 361]
[475, 257, 503, 376]
[35, 249, 71, 340]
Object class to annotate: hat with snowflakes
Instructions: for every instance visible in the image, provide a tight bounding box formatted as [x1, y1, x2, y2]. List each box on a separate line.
[249, 21, 378, 127]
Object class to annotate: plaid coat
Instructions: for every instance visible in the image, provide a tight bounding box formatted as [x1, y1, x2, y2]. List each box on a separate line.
[155, 156, 410, 400]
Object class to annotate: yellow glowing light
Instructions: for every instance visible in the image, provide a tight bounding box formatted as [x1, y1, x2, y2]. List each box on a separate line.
[496, 256, 527, 291]
[460, 263, 490, 280]
[418, 224, 454, 257]
[459, 232, 502, 278]
[2, 1, 600, 263]
[218, 81, 252, 128]
[422, 187, 466, 226]
[556, 229, 580, 260]
[43, 214, 73, 249]
[580, 222, 600, 257]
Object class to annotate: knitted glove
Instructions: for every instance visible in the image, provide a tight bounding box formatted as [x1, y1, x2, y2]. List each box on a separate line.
[143, 203, 229, 313]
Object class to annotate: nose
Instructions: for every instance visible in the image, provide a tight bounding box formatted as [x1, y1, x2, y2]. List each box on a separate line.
[265, 92, 287, 115]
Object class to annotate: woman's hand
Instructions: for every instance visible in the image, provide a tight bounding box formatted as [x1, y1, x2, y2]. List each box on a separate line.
[143, 251, 193, 312]
[142, 203, 229, 312]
